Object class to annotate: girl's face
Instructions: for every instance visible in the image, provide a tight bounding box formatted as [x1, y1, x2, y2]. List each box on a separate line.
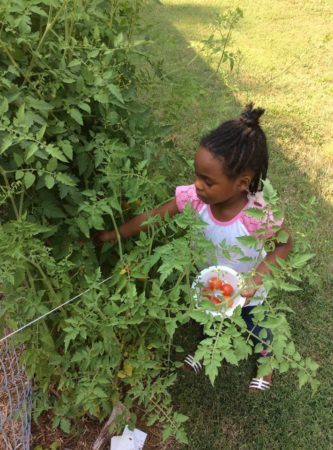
[194, 146, 251, 205]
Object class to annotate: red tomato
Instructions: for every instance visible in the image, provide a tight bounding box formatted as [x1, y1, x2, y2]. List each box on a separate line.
[201, 287, 212, 301]
[221, 283, 234, 296]
[208, 277, 223, 290]
[210, 296, 222, 305]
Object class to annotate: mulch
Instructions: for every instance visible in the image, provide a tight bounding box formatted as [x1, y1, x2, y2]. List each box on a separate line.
[31, 409, 181, 450]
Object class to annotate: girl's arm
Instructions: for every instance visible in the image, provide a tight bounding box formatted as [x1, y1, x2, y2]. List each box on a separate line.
[242, 227, 293, 299]
[93, 198, 179, 244]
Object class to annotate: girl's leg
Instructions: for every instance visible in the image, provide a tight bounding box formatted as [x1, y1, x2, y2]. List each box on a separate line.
[241, 305, 273, 390]
[182, 321, 205, 373]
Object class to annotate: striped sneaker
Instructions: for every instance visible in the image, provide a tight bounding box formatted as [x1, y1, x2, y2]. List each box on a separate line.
[183, 353, 203, 374]
[249, 377, 272, 391]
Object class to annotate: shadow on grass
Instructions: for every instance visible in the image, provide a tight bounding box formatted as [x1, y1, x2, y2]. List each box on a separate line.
[145, 2, 333, 449]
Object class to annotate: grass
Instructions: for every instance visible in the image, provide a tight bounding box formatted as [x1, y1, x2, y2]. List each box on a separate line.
[141, 0, 333, 448]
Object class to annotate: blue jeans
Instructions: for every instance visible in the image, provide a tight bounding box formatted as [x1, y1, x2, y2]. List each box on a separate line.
[241, 305, 273, 357]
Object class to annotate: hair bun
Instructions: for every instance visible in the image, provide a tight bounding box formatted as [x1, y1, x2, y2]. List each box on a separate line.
[240, 102, 265, 127]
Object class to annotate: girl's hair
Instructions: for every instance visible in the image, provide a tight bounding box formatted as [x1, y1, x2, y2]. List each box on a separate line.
[200, 103, 268, 193]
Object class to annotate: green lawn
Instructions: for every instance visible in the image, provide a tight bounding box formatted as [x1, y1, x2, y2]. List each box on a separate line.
[142, 1, 333, 448]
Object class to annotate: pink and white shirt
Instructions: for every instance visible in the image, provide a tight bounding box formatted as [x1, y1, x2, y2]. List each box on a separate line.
[175, 184, 283, 274]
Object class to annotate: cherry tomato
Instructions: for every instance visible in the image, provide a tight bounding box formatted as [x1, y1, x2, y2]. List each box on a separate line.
[221, 283, 234, 296]
[210, 296, 222, 305]
[208, 277, 223, 290]
[201, 287, 212, 301]
[121, 201, 131, 210]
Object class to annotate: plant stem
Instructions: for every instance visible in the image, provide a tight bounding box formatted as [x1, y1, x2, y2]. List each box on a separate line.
[150, 397, 177, 432]
[109, 208, 123, 261]
[24, 257, 59, 303]
[0, 167, 19, 219]
[18, 188, 25, 218]
[23, 0, 69, 85]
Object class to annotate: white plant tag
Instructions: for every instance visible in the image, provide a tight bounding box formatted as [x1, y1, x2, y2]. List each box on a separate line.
[122, 426, 147, 450]
[110, 435, 135, 450]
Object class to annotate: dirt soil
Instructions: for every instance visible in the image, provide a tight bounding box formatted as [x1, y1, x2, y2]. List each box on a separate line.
[31, 409, 181, 450]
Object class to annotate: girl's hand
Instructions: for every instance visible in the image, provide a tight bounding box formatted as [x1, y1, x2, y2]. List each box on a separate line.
[241, 276, 261, 305]
[92, 230, 116, 246]
[241, 287, 257, 305]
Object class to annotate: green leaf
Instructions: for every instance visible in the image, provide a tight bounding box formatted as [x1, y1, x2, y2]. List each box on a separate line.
[108, 84, 124, 103]
[25, 142, 38, 160]
[162, 426, 173, 441]
[1, 135, 13, 154]
[24, 172, 36, 189]
[59, 140, 73, 160]
[223, 349, 238, 365]
[30, 5, 48, 17]
[56, 173, 76, 186]
[279, 281, 301, 292]
[42, 202, 66, 218]
[305, 358, 319, 373]
[236, 235, 258, 248]
[262, 179, 278, 203]
[206, 361, 219, 385]
[165, 319, 177, 337]
[78, 102, 91, 113]
[26, 96, 53, 112]
[257, 361, 272, 377]
[310, 379, 320, 394]
[175, 413, 189, 424]
[77, 217, 90, 238]
[68, 59, 81, 68]
[285, 341, 295, 355]
[93, 387, 108, 398]
[298, 370, 309, 388]
[276, 230, 289, 244]
[290, 253, 315, 269]
[254, 343, 264, 353]
[244, 207, 265, 219]
[146, 414, 159, 427]
[94, 92, 109, 104]
[0, 98, 9, 114]
[279, 361, 289, 373]
[47, 158, 58, 172]
[45, 174, 55, 189]
[60, 418, 71, 434]
[15, 170, 24, 180]
[36, 124, 47, 141]
[16, 103, 25, 122]
[45, 144, 67, 162]
[69, 108, 83, 125]
[109, 196, 122, 212]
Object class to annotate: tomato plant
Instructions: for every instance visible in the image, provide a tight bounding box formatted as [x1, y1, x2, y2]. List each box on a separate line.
[0, 0, 189, 443]
[0, 0, 320, 444]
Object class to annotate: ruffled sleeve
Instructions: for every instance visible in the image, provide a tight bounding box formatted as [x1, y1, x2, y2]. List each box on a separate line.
[241, 191, 284, 239]
[175, 184, 205, 213]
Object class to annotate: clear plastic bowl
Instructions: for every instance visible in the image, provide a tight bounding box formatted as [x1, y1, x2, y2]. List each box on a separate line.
[192, 265, 246, 317]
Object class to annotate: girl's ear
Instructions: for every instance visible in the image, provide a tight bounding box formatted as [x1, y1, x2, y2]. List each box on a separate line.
[237, 174, 252, 192]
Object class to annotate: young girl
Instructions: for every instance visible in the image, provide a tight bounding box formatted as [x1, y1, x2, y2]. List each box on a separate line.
[94, 103, 292, 392]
